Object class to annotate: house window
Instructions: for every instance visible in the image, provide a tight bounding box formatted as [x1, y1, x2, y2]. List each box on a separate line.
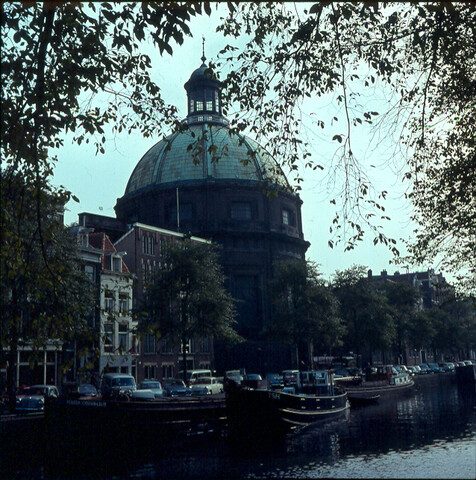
[206, 100, 213, 111]
[162, 364, 174, 379]
[161, 338, 174, 354]
[118, 323, 128, 351]
[78, 233, 89, 247]
[282, 209, 290, 225]
[180, 339, 192, 354]
[85, 265, 95, 282]
[142, 234, 154, 255]
[143, 334, 156, 354]
[104, 323, 114, 353]
[104, 291, 114, 313]
[144, 364, 157, 379]
[142, 260, 154, 285]
[282, 208, 295, 226]
[199, 337, 210, 353]
[119, 294, 129, 314]
[231, 202, 252, 220]
[113, 256, 122, 272]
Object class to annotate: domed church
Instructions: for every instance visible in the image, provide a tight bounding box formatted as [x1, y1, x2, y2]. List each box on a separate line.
[114, 54, 310, 371]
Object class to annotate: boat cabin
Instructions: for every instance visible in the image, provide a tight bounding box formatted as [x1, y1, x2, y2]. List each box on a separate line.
[364, 365, 410, 385]
[296, 370, 335, 395]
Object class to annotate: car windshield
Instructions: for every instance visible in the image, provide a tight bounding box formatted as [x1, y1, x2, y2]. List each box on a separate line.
[112, 378, 135, 387]
[165, 380, 184, 387]
[28, 387, 47, 395]
[141, 382, 161, 389]
[78, 384, 96, 393]
[197, 378, 212, 384]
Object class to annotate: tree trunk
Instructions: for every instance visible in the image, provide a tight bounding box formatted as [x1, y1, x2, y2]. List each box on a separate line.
[182, 335, 187, 383]
[7, 344, 18, 413]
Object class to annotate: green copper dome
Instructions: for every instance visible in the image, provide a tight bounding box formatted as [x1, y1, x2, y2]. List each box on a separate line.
[124, 60, 291, 196]
[124, 124, 291, 195]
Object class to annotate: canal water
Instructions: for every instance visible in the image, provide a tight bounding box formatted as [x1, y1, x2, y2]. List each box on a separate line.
[2, 376, 475, 479]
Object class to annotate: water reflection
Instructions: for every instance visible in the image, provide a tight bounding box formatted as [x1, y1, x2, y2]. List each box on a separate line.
[275, 382, 475, 479]
[2, 380, 475, 479]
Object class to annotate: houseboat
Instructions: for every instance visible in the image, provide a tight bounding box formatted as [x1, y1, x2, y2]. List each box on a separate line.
[335, 365, 414, 403]
[226, 370, 349, 439]
[44, 394, 227, 443]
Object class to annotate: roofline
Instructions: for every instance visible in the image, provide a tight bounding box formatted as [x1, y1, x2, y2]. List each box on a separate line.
[133, 222, 211, 244]
[114, 221, 211, 245]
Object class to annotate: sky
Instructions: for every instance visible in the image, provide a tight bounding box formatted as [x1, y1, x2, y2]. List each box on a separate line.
[52, 4, 420, 282]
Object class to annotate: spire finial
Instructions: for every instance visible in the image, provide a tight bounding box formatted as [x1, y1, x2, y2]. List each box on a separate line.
[201, 36, 206, 65]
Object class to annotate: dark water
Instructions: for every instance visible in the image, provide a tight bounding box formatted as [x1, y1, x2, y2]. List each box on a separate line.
[2, 377, 475, 479]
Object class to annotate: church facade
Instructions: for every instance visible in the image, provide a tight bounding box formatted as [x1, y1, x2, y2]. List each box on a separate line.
[84, 56, 310, 374]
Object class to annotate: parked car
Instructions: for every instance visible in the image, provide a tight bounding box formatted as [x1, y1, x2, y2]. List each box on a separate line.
[243, 374, 267, 390]
[438, 362, 455, 372]
[69, 383, 98, 399]
[16, 385, 59, 413]
[131, 389, 156, 401]
[463, 360, 474, 366]
[427, 363, 442, 373]
[265, 373, 284, 390]
[162, 379, 190, 397]
[225, 373, 244, 385]
[189, 377, 223, 395]
[418, 363, 431, 374]
[100, 373, 136, 399]
[407, 366, 420, 375]
[456, 361, 466, 367]
[179, 369, 212, 386]
[137, 380, 164, 398]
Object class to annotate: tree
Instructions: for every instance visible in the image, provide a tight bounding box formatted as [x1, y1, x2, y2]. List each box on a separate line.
[216, 3, 475, 294]
[140, 239, 240, 381]
[333, 266, 395, 365]
[0, 168, 95, 409]
[268, 259, 344, 368]
[0, 2, 217, 390]
[407, 309, 436, 355]
[3, 3, 474, 295]
[439, 296, 475, 359]
[1, 2, 213, 170]
[384, 281, 421, 364]
[1, 2, 214, 316]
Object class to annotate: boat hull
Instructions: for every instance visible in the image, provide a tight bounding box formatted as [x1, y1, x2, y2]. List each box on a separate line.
[226, 387, 349, 439]
[342, 379, 414, 400]
[45, 395, 227, 442]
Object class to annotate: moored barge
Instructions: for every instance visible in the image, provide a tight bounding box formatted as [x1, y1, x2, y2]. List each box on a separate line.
[45, 394, 227, 442]
[336, 365, 414, 402]
[227, 370, 349, 439]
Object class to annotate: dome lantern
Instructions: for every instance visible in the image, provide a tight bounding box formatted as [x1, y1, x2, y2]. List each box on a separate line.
[184, 43, 226, 126]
